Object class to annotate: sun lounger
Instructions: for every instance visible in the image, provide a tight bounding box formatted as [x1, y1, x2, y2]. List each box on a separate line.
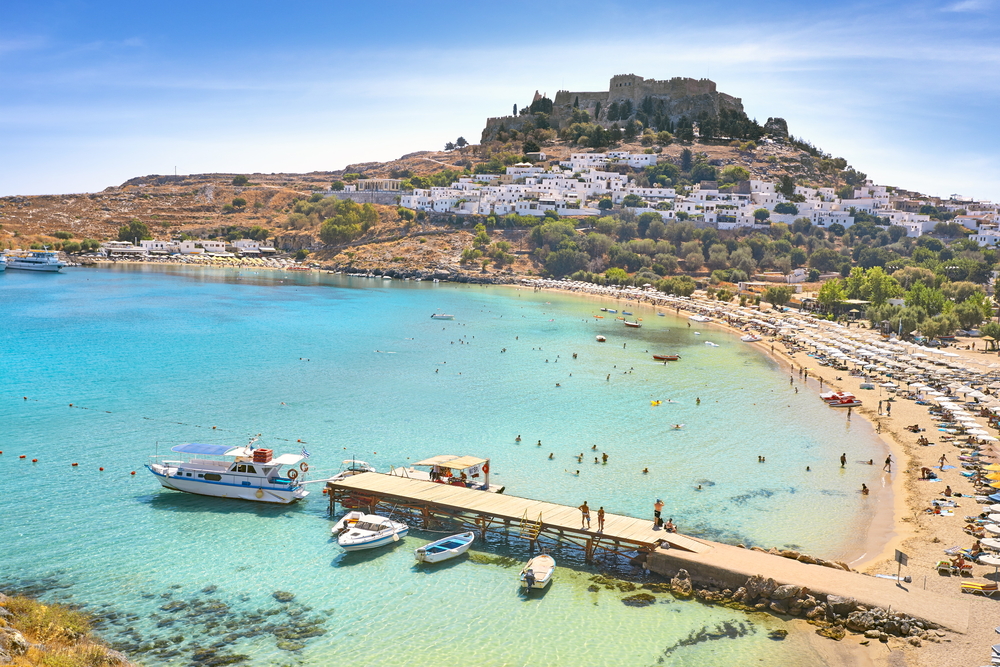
[964, 582, 999, 597]
[938, 560, 955, 574]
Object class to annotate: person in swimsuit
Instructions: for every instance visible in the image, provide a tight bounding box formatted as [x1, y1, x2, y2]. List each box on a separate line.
[579, 501, 591, 528]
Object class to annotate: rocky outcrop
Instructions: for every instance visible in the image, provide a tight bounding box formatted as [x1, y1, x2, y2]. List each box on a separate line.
[763, 117, 789, 139]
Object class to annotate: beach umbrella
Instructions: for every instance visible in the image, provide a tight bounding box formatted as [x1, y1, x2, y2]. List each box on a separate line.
[987, 524, 1000, 536]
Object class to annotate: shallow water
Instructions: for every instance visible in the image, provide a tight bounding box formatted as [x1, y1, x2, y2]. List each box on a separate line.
[0, 266, 887, 665]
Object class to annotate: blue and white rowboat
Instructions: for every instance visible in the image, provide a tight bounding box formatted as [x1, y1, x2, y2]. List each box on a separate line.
[414, 531, 475, 563]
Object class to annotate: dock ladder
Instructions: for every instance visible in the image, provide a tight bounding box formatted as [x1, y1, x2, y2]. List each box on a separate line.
[518, 510, 543, 541]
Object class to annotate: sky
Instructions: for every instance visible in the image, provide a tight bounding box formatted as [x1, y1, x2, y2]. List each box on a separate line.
[2, 0, 999, 201]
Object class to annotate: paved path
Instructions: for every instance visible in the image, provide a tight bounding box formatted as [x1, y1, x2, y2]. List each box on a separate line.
[649, 541, 971, 632]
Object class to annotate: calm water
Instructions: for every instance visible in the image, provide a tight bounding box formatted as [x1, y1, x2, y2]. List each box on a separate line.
[0, 266, 887, 666]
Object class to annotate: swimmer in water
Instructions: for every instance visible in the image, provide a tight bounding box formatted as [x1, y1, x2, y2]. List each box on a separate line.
[642, 467, 649, 474]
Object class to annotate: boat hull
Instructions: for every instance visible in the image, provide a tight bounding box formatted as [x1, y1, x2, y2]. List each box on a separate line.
[6, 262, 63, 272]
[414, 532, 475, 563]
[340, 529, 409, 551]
[652, 355, 679, 361]
[145, 465, 306, 504]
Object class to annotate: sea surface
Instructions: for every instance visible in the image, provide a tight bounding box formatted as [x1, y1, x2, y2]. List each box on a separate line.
[0, 265, 888, 666]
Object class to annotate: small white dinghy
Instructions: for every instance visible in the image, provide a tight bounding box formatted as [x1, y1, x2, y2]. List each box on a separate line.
[520, 554, 556, 591]
[332, 511, 408, 551]
[740, 334, 762, 343]
[414, 531, 475, 564]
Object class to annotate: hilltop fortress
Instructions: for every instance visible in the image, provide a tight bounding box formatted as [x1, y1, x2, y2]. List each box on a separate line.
[482, 74, 748, 143]
[554, 74, 743, 122]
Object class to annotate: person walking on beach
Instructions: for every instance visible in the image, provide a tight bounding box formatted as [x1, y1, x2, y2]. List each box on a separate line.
[884, 455, 892, 472]
[878, 400, 883, 415]
[840, 453, 847, 468]
[939, 454, 948, 469]
[861, 484, 869, 495]
[579, 501, 591, 529]
[597, 506, 605, 532]
[886, 402, 891, 416]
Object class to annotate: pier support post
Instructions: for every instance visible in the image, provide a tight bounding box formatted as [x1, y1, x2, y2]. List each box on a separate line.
[585, 538, 594, 564]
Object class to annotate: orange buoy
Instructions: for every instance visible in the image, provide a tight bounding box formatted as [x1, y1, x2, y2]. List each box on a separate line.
[69, 403, 73, 407]
[19, 455, 26, 459]
[212, 426, 217, 429]
[130, 471, 136, 475]
[99, 467, 104, 471]
[32, 459, 37, 463]
[297, 439, 302, 443]
[322, 488, 328, 494]
[72, 462, 78, 467]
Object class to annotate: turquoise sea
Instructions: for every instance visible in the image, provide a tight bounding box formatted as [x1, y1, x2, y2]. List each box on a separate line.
[0, 266, 888, 666]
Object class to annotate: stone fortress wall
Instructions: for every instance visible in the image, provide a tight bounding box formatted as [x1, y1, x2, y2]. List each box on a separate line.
[483, 74, 746, 142]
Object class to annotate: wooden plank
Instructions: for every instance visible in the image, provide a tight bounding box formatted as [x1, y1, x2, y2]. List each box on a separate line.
[329, 472, 707, 551]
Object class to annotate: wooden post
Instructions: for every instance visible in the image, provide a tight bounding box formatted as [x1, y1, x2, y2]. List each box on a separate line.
[585, 538, 594, 563]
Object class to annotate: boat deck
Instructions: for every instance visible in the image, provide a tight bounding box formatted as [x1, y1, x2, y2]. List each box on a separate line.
[327, 472, 709, 554]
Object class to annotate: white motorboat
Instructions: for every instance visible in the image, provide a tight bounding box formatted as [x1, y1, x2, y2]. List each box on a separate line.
[520, 553, 555, 590]
[741, 334, 763, 342]
[332, 511, 408, 551]
[688, 315, 712, 323]
[330, 459, 377, 482]
[431, 313, 454, 320]
[0, 255, 5, 271]
[4, 249, 65, 272]
[414, 531, 475, 563]
[145, 439, 310, 504]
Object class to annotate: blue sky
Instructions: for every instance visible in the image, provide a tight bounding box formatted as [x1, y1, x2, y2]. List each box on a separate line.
[2, 0, 999, 201]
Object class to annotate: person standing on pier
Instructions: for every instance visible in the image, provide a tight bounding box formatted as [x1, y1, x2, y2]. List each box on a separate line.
[597, 506, 605, 532]
[654, 498, 664, 526]
[579, 501, 591, 529]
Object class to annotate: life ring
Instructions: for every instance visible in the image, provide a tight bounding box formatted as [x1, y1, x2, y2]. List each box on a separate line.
[287, 469, 299, 480]
[300, 462, 309, 472]
[482, 463, 490, 474]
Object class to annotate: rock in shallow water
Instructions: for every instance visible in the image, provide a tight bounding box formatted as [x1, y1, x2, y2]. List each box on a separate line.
[272, 591, 295, 603]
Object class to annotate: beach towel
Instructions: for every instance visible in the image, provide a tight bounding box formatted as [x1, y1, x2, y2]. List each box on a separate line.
[941, 465, 957, 470]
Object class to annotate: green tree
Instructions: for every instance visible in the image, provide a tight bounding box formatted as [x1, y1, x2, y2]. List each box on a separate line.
[684, 250, 704, 271]
[117, 219, 151, 243]
[777, 174, 795, 199]
[905, 281, 946, 316]
[331, 181, 345, 191]
[680, 149, 693, 171]
[763, 285, 793, 308]
[622, 194, 644, 207]
[232, 197, 247, 209]
[753, 208, 770, 223]
[774, 202, 798, 215]
[604, 267, 630, 285]
[817, 279, 846, 310]
[232, 175, 249, 186]
[981, 321, 1000, 339]
[456, 137, 468, 148]
[523, 139, 540, 154]
[597, 198, 613, 210]
[808, 248, 842, 272]
[319, 199, 378, 245]
[719, 165, 750, 185]
[862, 267, 903, 306]
[892, 266, 935, 289]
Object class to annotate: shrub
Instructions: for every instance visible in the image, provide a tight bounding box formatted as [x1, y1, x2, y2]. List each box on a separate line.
[52, 231, 73, 240]
[232, 175, 249, 186]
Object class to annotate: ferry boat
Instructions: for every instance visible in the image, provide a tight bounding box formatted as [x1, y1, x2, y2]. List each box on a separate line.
[4, 249, 65, 272]
[145, 440, 310, 504]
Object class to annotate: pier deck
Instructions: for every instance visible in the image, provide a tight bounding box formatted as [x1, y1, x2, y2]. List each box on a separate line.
[328, 472, 971, 632]
[327, 472, 710, 557]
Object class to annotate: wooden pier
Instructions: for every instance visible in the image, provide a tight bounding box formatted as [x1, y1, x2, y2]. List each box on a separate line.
[326, 472, 710, 562]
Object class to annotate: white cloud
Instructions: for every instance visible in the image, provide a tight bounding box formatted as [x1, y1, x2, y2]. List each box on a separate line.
[943, 0, 992, 12]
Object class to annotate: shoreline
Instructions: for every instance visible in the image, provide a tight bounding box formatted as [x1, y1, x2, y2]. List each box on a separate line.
[524, 283, 896, 568]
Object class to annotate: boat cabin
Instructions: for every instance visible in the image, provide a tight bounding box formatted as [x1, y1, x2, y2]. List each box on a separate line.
[163, 443, 303, 485]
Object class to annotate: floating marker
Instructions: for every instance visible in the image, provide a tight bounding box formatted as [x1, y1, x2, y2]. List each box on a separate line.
[71, 463, 78, 467]
[130, 471, 136, 475]
[19, 455, 26, 459]
[32, 459, 37, 463]
[99, 467, 104, 471]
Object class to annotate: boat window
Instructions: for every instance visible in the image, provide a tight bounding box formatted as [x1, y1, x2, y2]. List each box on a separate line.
[245, 465, 256, 474]
[186, 473, 192, 477]
[197, 474, 204, 478]
[237, 464, 246, 473]
[204, 473, 222, 481]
